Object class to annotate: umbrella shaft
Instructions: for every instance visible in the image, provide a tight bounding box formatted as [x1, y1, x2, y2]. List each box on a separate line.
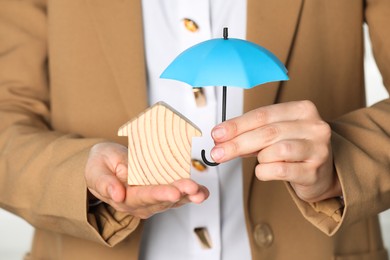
[222, 86, 227, 122]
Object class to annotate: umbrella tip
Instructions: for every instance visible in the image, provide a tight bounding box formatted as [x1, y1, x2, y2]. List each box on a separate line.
[223, 27, 228, 40]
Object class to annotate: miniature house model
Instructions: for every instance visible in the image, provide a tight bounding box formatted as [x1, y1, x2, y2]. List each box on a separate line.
[118, 102, 202, 185]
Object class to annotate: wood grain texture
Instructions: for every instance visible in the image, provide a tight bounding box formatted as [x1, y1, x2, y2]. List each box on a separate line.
[118, 102, 202, 185]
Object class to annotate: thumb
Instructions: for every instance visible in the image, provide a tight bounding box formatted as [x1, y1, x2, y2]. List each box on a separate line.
[85, 143, 128, 203]
[86, 164, 126, 204]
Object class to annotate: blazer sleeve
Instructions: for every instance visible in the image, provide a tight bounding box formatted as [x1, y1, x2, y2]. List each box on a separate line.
[0, 0, 139, 246]
[286, 0, 390, 236]
[331, 0, 390, 228]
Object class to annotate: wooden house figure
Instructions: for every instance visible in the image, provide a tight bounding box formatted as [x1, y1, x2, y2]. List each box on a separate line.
[118, 102, 202, 185]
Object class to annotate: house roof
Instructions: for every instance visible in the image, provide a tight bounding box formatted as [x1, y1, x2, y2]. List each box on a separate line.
[118, 101, 201, 136]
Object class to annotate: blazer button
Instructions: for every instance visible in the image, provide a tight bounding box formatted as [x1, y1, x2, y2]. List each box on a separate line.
[253, 223, 274, 248]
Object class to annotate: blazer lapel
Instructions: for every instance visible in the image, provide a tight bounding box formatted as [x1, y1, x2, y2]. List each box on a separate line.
[243, 0, 304, 222]
[244, 0, 304, 112]
[85, 0, 148, 118]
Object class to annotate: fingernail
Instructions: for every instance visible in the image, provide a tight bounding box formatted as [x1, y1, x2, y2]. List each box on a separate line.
[211, 147, 224, 161]
[212, 126, 226, 140]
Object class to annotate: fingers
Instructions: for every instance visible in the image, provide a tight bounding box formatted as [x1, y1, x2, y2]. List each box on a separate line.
[126, 179, 209, 206]
[148, 180, 210, 209]
[89, 176, 209, 219]
[126, 183, 182, 206]
[212, 100, 320, 143]
[211, 120, 330, 163]
[113, 179, 209, 219]
[170, 178, 209, 201]
[257, 139, 314, 163]
[254, 138, 331, 186]
[255, 162, 317, 185]
[133, 183, 210, 214]
[255, 159, 339, 203]
[187, 185, 210, 204]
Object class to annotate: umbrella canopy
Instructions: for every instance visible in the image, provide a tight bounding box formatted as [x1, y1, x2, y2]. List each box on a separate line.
[160, 28, 289, 166]
[160, 37, 288, 88]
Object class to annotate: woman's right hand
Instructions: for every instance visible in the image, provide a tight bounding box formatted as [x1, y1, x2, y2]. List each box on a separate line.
[85, 142, 209, 219]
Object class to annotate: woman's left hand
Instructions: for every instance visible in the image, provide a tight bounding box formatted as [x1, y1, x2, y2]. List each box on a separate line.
[210, 100, 342, 203]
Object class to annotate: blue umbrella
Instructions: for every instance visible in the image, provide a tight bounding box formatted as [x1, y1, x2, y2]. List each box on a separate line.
[160, 28, 289, 166]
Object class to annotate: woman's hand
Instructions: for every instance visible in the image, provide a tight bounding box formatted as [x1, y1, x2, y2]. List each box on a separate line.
[210, 100, 341, 203]
[85, 142, 209, 219]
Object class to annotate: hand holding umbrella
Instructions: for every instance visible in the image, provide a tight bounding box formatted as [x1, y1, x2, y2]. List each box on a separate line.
[161, 28, 289, 166]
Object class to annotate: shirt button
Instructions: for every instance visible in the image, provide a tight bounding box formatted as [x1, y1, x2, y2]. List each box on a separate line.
[191, 159, 207, 172]
[183, 18, 199, 32]
[192, 87, 207, 107]
[253, 223, 274, 248]
[194, 227, 212, 249]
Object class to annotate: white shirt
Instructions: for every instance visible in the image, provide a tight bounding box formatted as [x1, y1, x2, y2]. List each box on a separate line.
[140, 1, 250, 259]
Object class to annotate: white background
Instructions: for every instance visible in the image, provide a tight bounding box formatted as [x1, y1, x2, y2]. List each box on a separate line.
[0, 26, 389, 259]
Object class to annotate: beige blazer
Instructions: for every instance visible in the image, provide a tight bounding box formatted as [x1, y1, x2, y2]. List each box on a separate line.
[0, 0, 389, 259]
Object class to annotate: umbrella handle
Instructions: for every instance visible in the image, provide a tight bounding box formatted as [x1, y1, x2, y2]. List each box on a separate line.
[201, 149, 220, 166]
